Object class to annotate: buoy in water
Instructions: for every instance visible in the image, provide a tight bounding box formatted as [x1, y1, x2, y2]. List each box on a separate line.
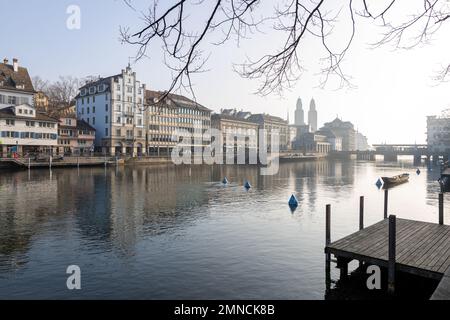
[288, 194, 299, 208]
[416, 168, 421, 175]
[222, 177, 229, 184]
[244, 181, 252, 189]
[375, 178, 383, 189]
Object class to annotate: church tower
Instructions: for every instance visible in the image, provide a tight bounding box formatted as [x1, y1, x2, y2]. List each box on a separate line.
[294, 98, 305, 125]
[308, 98, 318, 132]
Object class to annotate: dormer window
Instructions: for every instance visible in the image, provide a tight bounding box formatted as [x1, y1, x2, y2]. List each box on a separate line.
[89, 86, 96, 94]
[98, 84, 105, 92]
[80, 88, 87, 96]
[18, 109, 22, 114]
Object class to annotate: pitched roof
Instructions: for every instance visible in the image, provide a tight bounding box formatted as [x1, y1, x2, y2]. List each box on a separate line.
[77, 119, 96, 131]
[0, 62, 35, 94]
[0, 106, 58, 122]
[145, 90, 211, 112]
[247, 113, 288, 124]
[211, 113, 259, 125]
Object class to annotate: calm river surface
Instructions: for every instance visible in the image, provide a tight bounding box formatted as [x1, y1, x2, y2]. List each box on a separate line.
[0, 159, 448, 299]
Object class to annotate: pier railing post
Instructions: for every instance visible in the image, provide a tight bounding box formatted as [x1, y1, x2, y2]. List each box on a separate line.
[439, 193, 444, 225]
[388, 215, 396, 295]
[325, 204, 331, 292]
[384, 189, 389, 219]
[359, 196, 364, 231]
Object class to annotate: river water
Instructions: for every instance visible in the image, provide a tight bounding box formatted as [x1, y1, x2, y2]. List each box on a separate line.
[0, 159, 447, 299]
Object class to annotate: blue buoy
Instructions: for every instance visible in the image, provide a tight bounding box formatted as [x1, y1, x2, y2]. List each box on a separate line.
[416, 168, 421, 175]
[288, 194, 299, 208]
[375, 178, 383, 189]
[222, 177, 229, 184]
[244, 181, 252, 189]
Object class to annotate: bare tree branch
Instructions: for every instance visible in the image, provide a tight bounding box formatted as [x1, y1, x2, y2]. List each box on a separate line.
[121, 0, 450, 102]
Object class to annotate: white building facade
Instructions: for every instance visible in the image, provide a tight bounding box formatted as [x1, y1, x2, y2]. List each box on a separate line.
[0, 58, 59, 157]
[76, 65, 146, 156]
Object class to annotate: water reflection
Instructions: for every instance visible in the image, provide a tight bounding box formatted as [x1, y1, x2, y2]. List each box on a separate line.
[0, 159, 446, 299]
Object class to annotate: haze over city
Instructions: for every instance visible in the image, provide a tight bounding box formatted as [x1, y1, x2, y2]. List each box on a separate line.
[1, 0, 449, 144]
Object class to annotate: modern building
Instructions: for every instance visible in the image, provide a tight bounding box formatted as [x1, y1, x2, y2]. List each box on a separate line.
[75, 64, 146, 156]
[0, 105, 58, 157]
[320, 117, 356, 151]
[427, 109, 450, 154]
[211, 110, 259, 155]
[308, 98, 318, 132]
[57, 117, 96, 155]
[145, 90, 212, 156]
[247, 113, 289, 151]
[295, 98, 305, 126]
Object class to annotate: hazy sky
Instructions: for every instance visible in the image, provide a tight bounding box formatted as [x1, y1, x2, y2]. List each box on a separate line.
[1, 0, 449, 144]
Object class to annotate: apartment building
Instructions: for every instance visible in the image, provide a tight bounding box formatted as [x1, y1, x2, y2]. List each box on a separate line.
[145, 90, 212, 156]
[75, 64, 146, 156]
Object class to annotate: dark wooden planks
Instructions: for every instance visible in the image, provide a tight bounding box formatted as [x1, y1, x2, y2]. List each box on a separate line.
[326, 218, 450, 279]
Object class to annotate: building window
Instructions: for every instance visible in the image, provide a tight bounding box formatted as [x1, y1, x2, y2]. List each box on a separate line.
[116, 129, 121, 136]
[87, 107, 90, 114]
[105, 104, 108, 111]
[105, 128, 109, 137]
[92, 117, 96, 125]
[93, 106, 96, 113]
[105, 116, 108, 124]
[6, 119, 15, 126]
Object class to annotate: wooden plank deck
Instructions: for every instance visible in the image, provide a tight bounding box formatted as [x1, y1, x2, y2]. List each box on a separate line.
[325, 218, 450, 280]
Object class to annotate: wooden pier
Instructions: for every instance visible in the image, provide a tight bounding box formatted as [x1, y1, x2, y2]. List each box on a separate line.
[325, 190, 450, 299]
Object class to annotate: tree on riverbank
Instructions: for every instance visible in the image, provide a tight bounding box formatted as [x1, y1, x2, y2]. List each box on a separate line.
[120, 0, 449, 101]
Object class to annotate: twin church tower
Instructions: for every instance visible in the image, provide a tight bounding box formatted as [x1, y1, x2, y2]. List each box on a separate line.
[294, 98, 317, 132]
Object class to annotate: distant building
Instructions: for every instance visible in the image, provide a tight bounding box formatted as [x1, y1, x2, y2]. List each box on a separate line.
[355, 132, 370, 151]
[295, 98, 305, 126]
[308, 98, 318, 132]
[57, 117, 96, 155]
[288, 125, 297, 150]
[211, 110, 258, 155]
[427, 110, 450, 154]
[145, 90, 212, 156]
[248, 113, 289, 151]
[317, 128, 343, 151]
[75, 64, 146, 156]
[320, 117, 356, 151]
[34, 91, 49, 111]
[294, 132, 331, 154]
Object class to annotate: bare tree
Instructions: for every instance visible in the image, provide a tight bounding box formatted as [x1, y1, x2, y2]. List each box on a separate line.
[46, 76, 80, 107]
[121, 0, 450, 100]
[31, 76, 49, 92]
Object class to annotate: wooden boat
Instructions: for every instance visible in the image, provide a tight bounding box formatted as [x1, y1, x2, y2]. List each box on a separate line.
[381, 173, 409, 186]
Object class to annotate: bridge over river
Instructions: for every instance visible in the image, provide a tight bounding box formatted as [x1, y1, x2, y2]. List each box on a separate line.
[331, 144, 447, 162]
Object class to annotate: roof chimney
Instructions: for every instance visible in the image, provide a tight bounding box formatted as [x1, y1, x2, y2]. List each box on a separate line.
[13, 58, 18, 72]
[3, 58, 9, 64]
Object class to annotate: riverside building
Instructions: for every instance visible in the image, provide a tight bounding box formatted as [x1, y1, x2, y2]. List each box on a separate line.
[75, 64, 146, 156]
